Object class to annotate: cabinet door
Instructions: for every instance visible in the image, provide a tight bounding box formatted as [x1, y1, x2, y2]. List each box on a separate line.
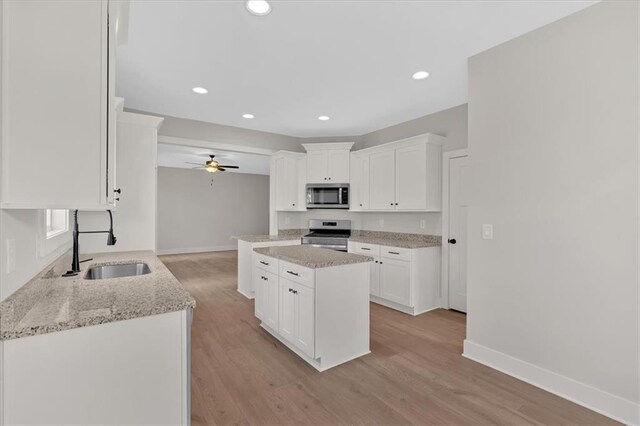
[253, 268, 266, 320]
[274, 157, 288, 210]
[369, 150, 396, 210]
[395, 143, 427, 210]
[327, 150, 350, 183]
[285, 157, 299, 210]
[306, 151, 327, 183]
[350, 154, 370, 211]
[370, 259, 381, 296]
[1, 1, 111, 209]
[380, 258, 412, 306]
[294, 283, 315, 358]
[264, 272, 279, 330]
[278, 278, 296, 341]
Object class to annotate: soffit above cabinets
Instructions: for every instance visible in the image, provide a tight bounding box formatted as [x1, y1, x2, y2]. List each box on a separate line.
[116, 1, 597, 138]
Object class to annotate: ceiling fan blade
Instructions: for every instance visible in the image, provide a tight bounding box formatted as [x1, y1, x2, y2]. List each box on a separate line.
[218, 165, 239, 169]
[191, 166, 205, 169]
[185, 162, 203, 165]
[217, 167, 226, 172]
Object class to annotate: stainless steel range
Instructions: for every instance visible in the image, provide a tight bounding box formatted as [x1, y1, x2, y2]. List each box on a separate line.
[301, 219, 351, 252]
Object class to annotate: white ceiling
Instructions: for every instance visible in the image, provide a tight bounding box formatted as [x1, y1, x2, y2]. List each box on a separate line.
[117, 0, 597, 138]
[157, 143, 271, 175]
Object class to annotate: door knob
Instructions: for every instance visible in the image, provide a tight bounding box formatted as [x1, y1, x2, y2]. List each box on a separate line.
[448, 238, 457, 244]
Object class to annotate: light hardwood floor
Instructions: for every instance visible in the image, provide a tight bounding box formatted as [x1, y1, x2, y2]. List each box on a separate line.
[160, 250, 617, 426]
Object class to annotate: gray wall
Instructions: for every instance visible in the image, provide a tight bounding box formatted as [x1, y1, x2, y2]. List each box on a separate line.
[467, 0, 638, 418]
[157, 167, 269, 253]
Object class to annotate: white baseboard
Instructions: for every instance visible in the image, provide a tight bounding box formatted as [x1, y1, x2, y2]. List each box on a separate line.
[156, 245, 238, 255]
[463, 340, 639, 425]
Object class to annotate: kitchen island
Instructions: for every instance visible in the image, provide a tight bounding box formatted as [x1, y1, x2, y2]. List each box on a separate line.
[252, 245, 372, 371]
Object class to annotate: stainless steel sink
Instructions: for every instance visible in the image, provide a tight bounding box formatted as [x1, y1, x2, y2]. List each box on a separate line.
[84, 263, 151, 280]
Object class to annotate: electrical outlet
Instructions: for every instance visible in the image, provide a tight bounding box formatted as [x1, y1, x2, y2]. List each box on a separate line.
[6, 238, 16, 274]
[378, 218, 384, 228]
[420, 219, 426, 229]
[482, 224, 493, 240]
[284, 216, 291, 225]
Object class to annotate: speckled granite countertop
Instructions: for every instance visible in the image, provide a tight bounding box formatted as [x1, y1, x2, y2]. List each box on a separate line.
[254, 245, 373, 269]
[0, 251, 195, 341]
[349, 231, 442, 249]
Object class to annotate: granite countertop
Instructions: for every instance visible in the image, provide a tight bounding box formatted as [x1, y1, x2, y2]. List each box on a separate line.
[254, 245, 373, 269]
[0, 251, 195, 341]
[349, 231, 442, 249]
[233, 228, 306, 243]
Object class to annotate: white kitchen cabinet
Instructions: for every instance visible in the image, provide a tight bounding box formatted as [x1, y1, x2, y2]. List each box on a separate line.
[237, 238, 301, 299]
[0, 0, 121, 210]
[272, 152, 306, 211]
[253, 251, 370, 371]
[349, 153, 370, 211]
[379, 258, 412, 306]
[302, 142, 354, 184]
[369, 150, 396, 210]
[2, 310, 191, 425]
[352, 133, 444, 212]
[348, 240, 441, 315]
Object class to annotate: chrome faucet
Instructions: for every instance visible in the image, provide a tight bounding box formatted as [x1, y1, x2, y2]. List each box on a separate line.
[70, 209, 117, 273]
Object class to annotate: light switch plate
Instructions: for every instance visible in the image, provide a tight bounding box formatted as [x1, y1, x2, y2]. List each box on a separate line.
[6, 239, 16, 274]
[420, 220, 426, 229]
[482, 224, 493, 240]
[379, 218, 384, 228]
[284, 216, 290, 225]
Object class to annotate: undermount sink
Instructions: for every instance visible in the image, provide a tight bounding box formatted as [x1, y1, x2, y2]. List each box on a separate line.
[84, 263, 151, 280]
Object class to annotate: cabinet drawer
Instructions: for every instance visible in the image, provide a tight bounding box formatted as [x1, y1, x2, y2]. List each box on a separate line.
[380, 246, 411, 261]
[279, 261, 315, 288]
[254, 253, 279, 274]
[350, 241, 380, 256]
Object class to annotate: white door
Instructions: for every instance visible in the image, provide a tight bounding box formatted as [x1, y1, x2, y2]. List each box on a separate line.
[350, 154, 370, 210]
[370, 259, 381, 296]
[369, 150, 395, 210]
[327, 150, 350, 183]
[448, 156, 469, 312]
[278, 279, 296, 340]
[264, 272, 279, 330]
[395, 143, 427, 210]
[306, 151, 327, 183]
[253, 268, 266, 320]
[379, 258, 411, 306]
[294, 283, 315, 358]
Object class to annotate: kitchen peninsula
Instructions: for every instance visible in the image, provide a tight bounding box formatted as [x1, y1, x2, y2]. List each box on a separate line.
[252, 245, 372, 371]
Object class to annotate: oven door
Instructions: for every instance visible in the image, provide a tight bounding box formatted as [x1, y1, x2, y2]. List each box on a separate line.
[306, 184, 349, 209]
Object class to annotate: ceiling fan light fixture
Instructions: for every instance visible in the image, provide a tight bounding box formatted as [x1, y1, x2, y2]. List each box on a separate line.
[246, 0, 271, 16]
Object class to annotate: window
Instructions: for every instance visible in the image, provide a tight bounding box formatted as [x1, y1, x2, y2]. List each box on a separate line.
[46, 209, 69, 239]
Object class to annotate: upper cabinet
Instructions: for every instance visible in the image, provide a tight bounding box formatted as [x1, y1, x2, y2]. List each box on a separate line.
[302, 143, 354, 184]
[1, 0, 123, 210]
[272, 152, 306, 212]
[350, 134, 444, 212]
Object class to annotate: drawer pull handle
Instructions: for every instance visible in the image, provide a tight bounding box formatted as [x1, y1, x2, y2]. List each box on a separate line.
[260, 261, 269, 266]
[261, 276, 267, 281]
[288, 288, 293, 292]
[389, 251, 400, 255]
[361, 247, 371, 251]
[286, 270, 299, 277]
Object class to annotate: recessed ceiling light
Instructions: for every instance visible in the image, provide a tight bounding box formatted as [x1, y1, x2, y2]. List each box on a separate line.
[192, 87, 208, 94]
[242, 113, 255, 119]
[412, 71, 429, 80]
[318, 116, 330, 121]
[246, 0, 271, 16]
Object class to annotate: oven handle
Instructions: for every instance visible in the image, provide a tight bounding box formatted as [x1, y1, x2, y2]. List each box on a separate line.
[304, 243, 348, 251]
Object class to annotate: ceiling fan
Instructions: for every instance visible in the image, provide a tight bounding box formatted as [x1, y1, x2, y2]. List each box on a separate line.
[186, 154, 240, 173]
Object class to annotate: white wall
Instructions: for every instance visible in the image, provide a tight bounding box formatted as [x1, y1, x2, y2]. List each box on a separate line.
[465, 1, 638, 423]
[156, 167, 269, 254]
[78, 112, 162, 255]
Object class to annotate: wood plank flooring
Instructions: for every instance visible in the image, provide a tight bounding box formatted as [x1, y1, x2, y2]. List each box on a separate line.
[160, 250, 617, 426]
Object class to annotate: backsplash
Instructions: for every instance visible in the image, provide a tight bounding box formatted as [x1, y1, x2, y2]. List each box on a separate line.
[277, 210, 442, 235]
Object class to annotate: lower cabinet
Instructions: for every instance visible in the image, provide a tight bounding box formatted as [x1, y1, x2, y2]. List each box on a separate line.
[278, 278, 315, 358]
[254, 268, 279, 330]
[349, 241, 441, 316]
[379, 258, 411, 306]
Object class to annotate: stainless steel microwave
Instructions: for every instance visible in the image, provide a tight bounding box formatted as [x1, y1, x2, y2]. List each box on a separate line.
[306, 184, 349, 209]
